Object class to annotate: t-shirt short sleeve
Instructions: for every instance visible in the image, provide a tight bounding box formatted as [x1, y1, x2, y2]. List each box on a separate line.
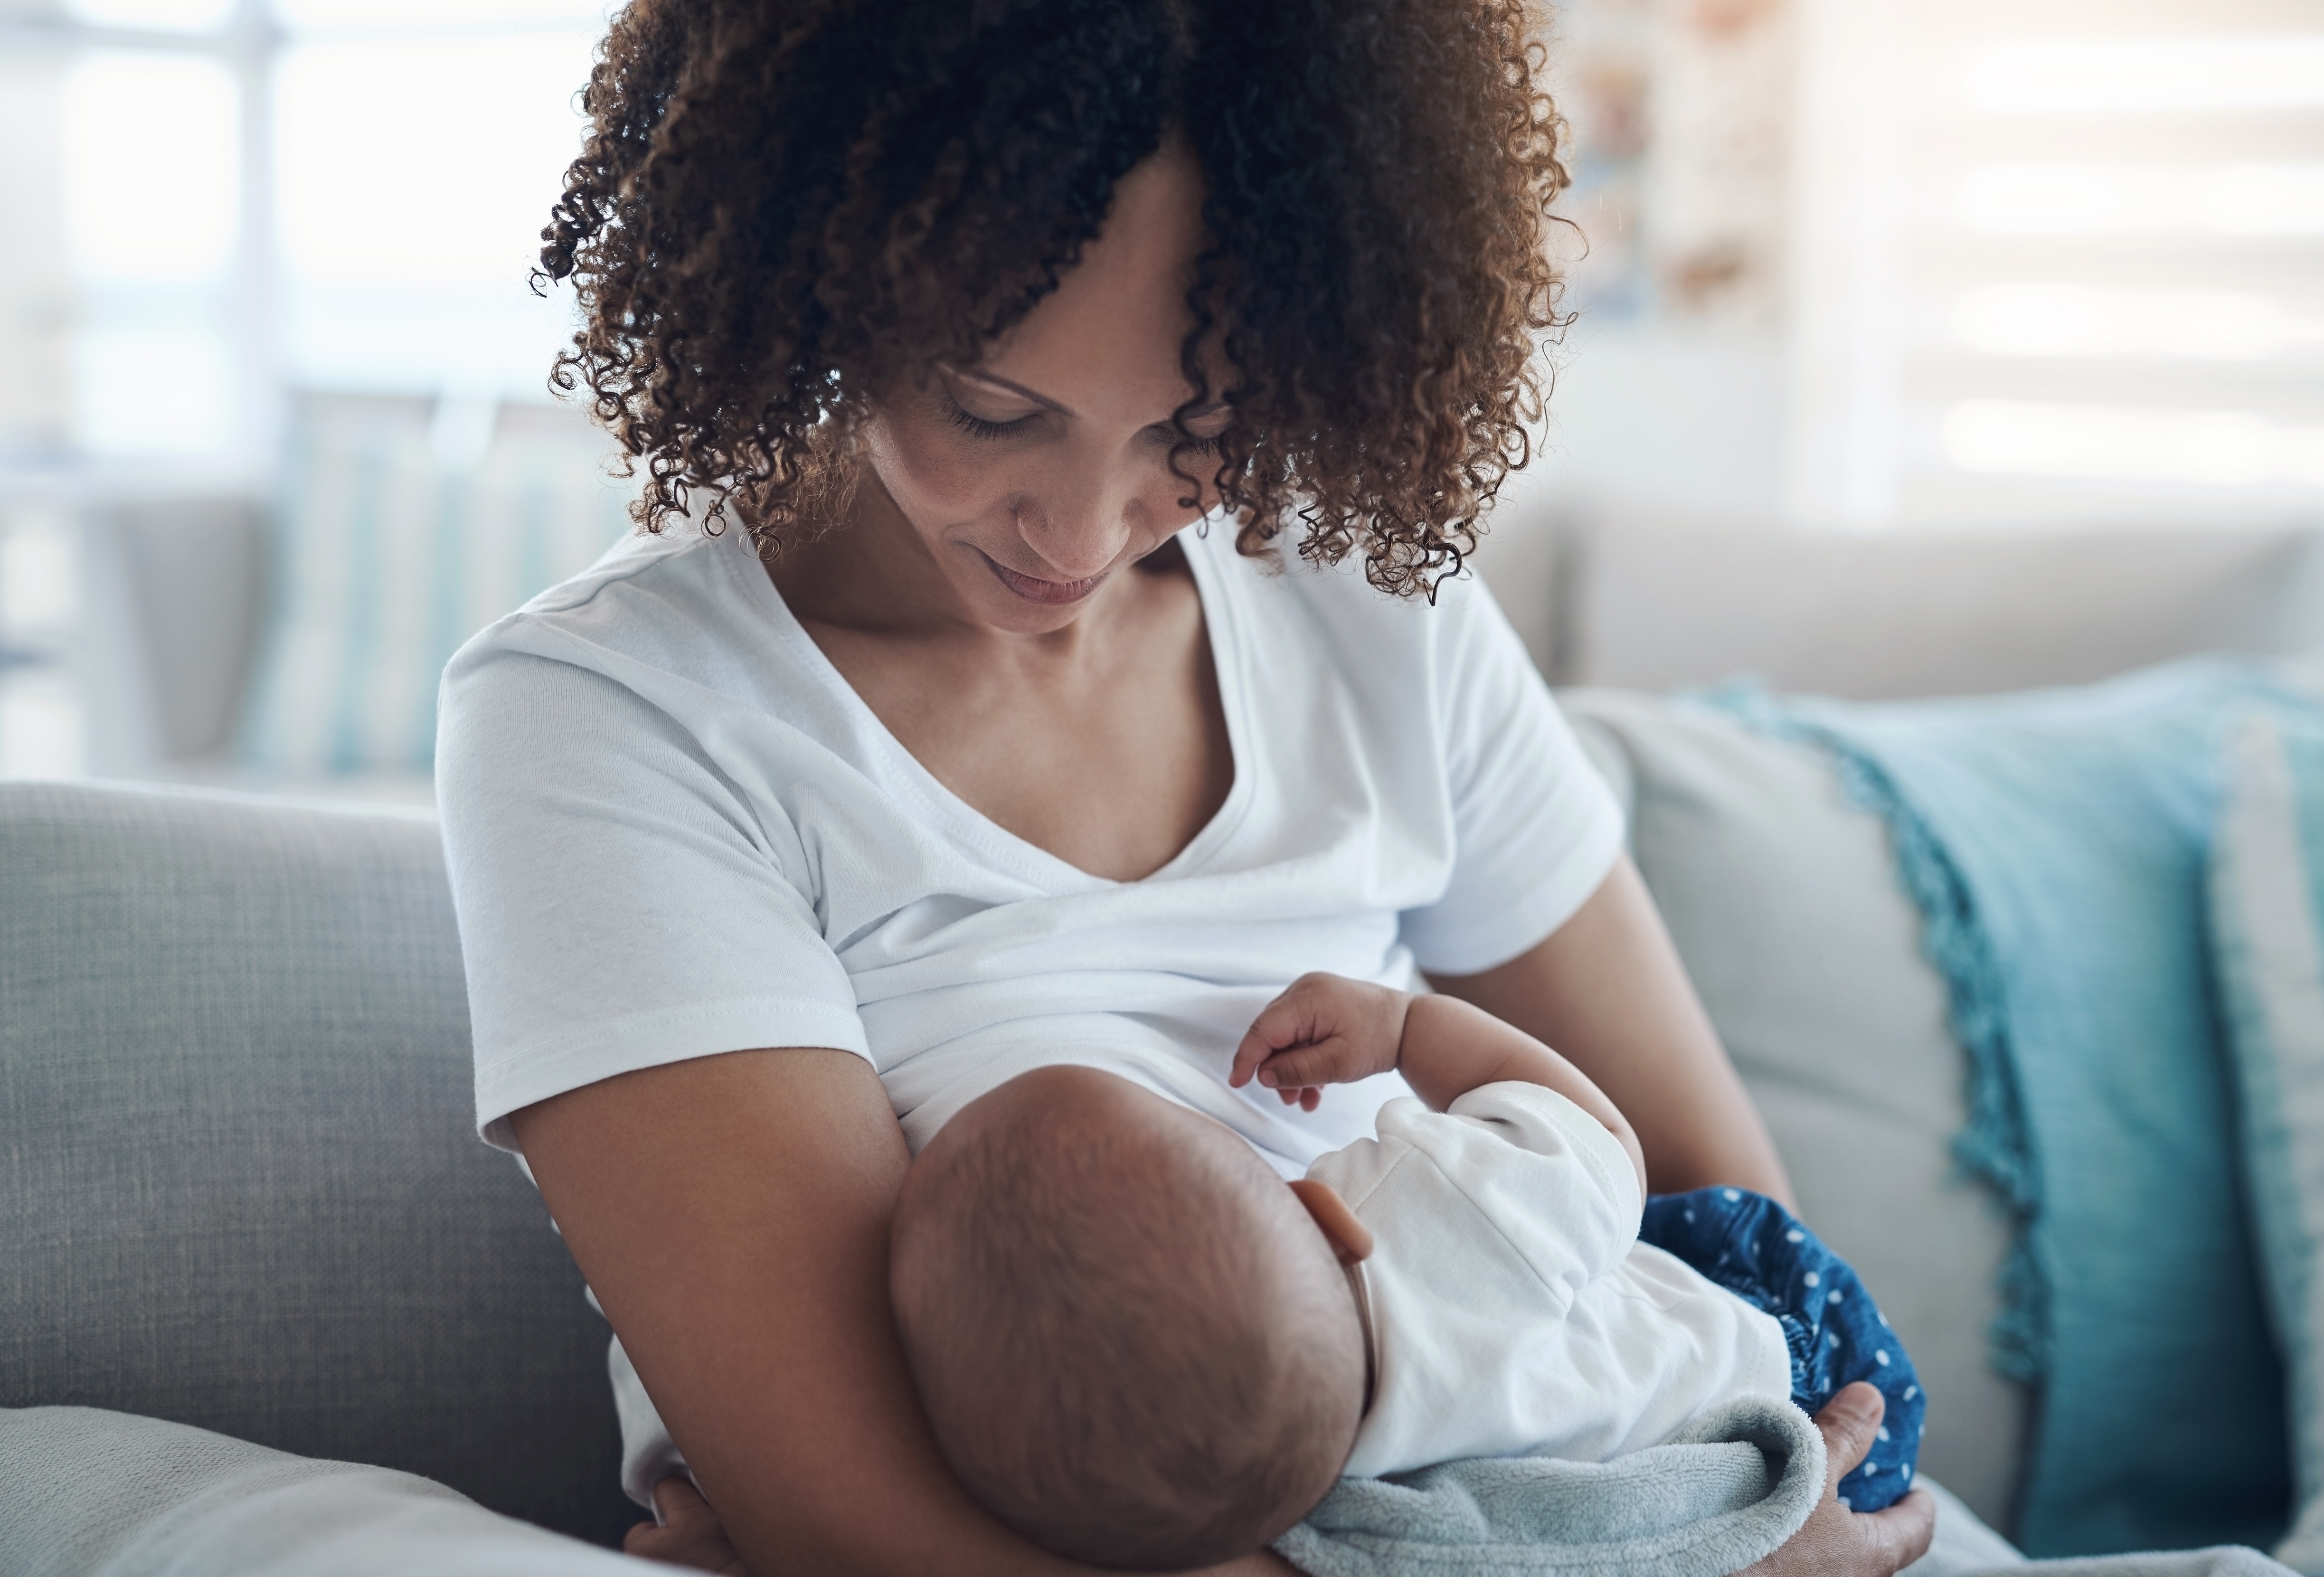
[438, 639, 869, 1152]
[1395, 574, 1626, 975]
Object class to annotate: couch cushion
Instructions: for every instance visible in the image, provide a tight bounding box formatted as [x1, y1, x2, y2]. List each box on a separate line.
[0, 782, 629, 1545]
[1563, 691, 2031, 1533]
[0, 1407, 645, 1577]
[2212, 708, 2324, 1577]
[1523, 511, 2324, 700]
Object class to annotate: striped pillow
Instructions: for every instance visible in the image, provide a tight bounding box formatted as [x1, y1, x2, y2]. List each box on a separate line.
[240, 394, 634, 776]
[2211, 703, 2324, 1577]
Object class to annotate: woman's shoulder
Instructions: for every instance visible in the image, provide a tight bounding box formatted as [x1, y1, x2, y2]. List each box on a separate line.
[454, 521, 756, 672]
[435, 521, 850, 809]
[443, 521, 830, 724]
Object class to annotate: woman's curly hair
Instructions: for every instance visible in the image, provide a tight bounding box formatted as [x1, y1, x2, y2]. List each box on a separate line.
[538, 0, 1569, 596]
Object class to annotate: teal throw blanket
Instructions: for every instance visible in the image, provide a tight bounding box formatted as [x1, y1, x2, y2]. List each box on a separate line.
[1716, 660, 2297, 1556]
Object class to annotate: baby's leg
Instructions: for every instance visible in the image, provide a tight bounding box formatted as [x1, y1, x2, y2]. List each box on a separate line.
[1639, 1187, 1925, 1512]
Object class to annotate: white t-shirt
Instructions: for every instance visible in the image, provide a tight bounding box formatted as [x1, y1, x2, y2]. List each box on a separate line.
[1314, 1082, 1795, 1479]
[437, 519, 1625, 1173]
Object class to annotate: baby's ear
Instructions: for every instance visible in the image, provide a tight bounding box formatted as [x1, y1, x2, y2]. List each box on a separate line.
[1287, 1179, 1374, 1265]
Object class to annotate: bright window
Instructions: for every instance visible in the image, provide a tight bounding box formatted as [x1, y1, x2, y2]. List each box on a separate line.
[1794, 0, 2324, 526]
[0, 0, 607, 478]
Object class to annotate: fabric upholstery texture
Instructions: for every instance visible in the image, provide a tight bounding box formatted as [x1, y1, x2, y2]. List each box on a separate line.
[1564, 692, 2030, 1533]
[2211, 708, 2324, 1576]
[0, 781, 630, 1545]
[1710, 662, 2296, 1558]
[1526, 510, 2324, 700]
[0, 1408, 642, 1577]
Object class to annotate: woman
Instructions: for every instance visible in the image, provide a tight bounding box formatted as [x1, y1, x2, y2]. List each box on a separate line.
[438, 2, 1937, 1572]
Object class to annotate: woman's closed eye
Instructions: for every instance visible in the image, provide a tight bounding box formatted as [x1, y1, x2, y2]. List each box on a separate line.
[942, 397, 1041, 442]
[1167, 406, 1230, 456]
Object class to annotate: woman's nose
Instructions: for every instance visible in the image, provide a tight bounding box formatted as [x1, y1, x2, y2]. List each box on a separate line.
[1013, 468, 1147, 579]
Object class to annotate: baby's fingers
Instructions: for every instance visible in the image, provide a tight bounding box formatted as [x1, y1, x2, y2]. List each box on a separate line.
[1231, 983, 1334, 1086]
[1251, 1038, 1356, 1092]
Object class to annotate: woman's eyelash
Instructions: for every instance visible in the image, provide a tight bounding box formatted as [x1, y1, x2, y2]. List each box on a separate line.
[942, 393, 1224, 454]
[943, 399, 1036, 440]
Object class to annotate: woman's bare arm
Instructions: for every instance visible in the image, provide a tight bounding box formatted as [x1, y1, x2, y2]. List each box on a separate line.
[1426, 854, 1796, 1208]
[512, 1046, 1292, 1577]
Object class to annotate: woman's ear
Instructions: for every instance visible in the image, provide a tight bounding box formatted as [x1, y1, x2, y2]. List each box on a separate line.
[1287, 1178, 1374, 1265]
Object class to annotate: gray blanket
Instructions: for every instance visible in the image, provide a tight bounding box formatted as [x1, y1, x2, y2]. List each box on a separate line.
[1275, 1396, 2295, 1577]
[1275, 1395, 1827, 1577]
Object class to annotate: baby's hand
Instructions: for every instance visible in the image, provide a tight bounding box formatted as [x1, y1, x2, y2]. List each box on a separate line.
[1230, 973, 1412, 1111]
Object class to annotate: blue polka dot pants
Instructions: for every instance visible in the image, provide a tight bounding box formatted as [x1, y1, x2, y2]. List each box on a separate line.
[1639, 1187, 1925, 1513]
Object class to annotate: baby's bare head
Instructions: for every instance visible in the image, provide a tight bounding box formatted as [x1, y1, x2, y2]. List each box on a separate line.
[891, 1066, 1367, 1571]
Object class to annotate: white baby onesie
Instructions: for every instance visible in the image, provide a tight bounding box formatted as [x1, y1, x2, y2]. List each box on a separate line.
[1307, 1082, 1794, 1479]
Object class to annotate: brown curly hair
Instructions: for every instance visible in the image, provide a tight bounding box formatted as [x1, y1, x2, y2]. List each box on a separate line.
[538, 0, 1568, 596]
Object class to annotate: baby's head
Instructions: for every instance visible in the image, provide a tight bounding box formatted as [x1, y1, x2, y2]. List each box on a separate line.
[890, 1066, 1369, 1571]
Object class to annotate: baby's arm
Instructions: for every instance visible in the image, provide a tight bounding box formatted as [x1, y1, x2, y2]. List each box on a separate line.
[1230, 974, 1648, 1198]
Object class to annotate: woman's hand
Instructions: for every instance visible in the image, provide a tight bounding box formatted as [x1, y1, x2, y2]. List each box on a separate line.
[1743, 1384, 1936, 1577]
[625, 1478, 749, 1575]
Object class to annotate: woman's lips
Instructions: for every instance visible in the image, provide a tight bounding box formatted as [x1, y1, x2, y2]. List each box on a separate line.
[980, 551, 1109, 606]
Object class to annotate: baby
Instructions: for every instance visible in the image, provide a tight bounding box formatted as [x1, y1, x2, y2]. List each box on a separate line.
[888, 974, 1924, 1571]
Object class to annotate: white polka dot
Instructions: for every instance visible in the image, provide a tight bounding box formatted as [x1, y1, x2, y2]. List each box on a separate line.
[1684, 1209, 1697, 1223]
[1877, 1427, 1890, 1442]
[1904, 1386, 1918, 1401]
[1827, 1331, 1842, 1350]
[1828, 1290, 1843, 1305]
[1723, 1188, 1742, 1202]
[1903, 1468, 1913, 1483]
[1878, 1312, 1889, 1329]
[1864, 1463, 1880, 1474]
[1803, 1271, 1821, 1288]
[1786, 1228, 1805, 1243]
[1875, 1350, 1890, 1365]
[1838, 1495, 1852, 1511]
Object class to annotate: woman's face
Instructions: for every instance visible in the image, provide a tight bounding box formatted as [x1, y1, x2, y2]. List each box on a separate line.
[855, 143, 1230, 636]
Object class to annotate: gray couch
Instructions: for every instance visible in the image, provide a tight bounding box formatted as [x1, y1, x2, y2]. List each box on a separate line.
[0, 677, 2299, 1572]
[0, 784, 633, 1549]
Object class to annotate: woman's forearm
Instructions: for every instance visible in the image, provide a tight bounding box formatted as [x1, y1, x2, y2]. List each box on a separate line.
[1426, 855, 1795, 1207]
[517, 1046, 1246, 1577]
[516, 1048, 1312, 1577]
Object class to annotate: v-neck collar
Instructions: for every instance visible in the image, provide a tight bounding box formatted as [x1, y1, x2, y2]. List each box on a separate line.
[722, 522, 1256, 892]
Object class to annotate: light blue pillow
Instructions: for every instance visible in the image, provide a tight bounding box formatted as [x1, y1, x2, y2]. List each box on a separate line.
[240, 395, 634, 777]
[2212, 705, 2324, 1577]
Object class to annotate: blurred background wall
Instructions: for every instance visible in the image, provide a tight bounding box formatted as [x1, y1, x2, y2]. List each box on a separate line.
[0, 0, 2319, 794]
